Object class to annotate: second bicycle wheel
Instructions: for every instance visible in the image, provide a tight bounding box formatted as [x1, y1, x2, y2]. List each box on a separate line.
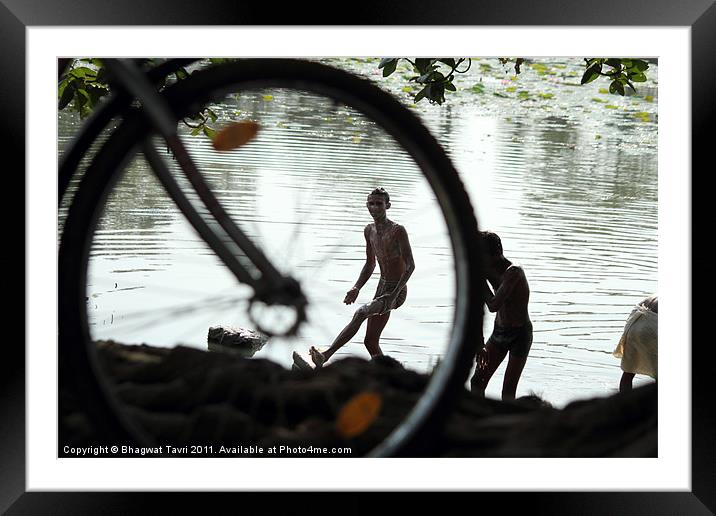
[59, 58, 484, 457]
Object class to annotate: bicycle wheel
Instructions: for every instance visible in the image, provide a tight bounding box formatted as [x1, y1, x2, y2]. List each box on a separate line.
[58, 58, 484, 457]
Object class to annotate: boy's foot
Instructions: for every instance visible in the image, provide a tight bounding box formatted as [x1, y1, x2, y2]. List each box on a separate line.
[309, 346, 327, 368]
[292, 351, 313, 371]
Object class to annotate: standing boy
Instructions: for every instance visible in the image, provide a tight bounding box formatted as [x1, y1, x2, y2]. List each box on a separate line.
[305, 188, 415, 368]
[471, 231, 532, 400]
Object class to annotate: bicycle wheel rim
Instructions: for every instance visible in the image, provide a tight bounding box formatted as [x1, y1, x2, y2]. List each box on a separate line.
[59, 58, 484, 457]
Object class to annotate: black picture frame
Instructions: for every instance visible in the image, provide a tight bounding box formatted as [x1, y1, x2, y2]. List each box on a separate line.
[3, 0, 711, 513]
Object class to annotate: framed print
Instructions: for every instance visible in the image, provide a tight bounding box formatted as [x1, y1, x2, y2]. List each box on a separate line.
[3, 0, 712, 513]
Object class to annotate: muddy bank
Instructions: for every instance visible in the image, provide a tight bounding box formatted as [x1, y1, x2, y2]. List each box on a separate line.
[59, 341, 656, 457]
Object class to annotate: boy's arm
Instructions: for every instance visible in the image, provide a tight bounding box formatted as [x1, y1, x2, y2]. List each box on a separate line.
[485, 266, 521, 312]
[482, 280, 495, 305]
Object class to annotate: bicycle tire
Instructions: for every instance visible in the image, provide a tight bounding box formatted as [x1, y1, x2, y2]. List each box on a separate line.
[58, 58, 484, 457]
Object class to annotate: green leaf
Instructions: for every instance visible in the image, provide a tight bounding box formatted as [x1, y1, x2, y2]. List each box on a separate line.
[414, 84, 431, 103]
[175, 67, 189, 80]
[609, 80, 625, 95]
[58, 82, 76, 110]
[629, 72, 647, 82]
[206, 108, 218, 123]
[57, 76, 69, 99]
[203, 126, 216, 139]
[73, 89, 90, 118]
[417, 70, 439, 83]
[605, 58, 622, 69]
[431, 83, 445, 104]
[378, 58, 397, 68]
[76, 88, 90, 102]
[190, 126, 202, 136]
[70, 67, 97, 80]
[379, 58, 399, 77]
[445, 81, 456, 92]
[437, 58, 456, 68]
[72, 95, 83, 111]
[581, 64, 601, 85]
[414, 58, 435, 74]
[631, 59, 650, 72]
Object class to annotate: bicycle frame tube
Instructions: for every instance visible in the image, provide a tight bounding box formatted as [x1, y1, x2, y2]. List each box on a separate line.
[140, 142, 258, 287]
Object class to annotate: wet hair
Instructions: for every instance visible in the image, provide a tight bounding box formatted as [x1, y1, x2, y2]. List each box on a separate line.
[480, 231, 503, 256]
[368, 187, 390, 203]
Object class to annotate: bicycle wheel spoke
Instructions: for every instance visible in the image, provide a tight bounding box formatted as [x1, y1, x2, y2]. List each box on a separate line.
[95, 295, 248, 334]
[273, 185, 307, 270]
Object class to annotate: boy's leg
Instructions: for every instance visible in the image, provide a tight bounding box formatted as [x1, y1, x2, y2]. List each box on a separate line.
[501, 325, 532, 400]
[310, 298, 384, 367]
[471, 341, 508, 396]
[502, 353, 528, 400]
[364, 312, 391, 357]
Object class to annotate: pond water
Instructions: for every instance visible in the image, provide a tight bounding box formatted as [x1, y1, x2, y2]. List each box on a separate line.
[58, 57, 658, 408]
